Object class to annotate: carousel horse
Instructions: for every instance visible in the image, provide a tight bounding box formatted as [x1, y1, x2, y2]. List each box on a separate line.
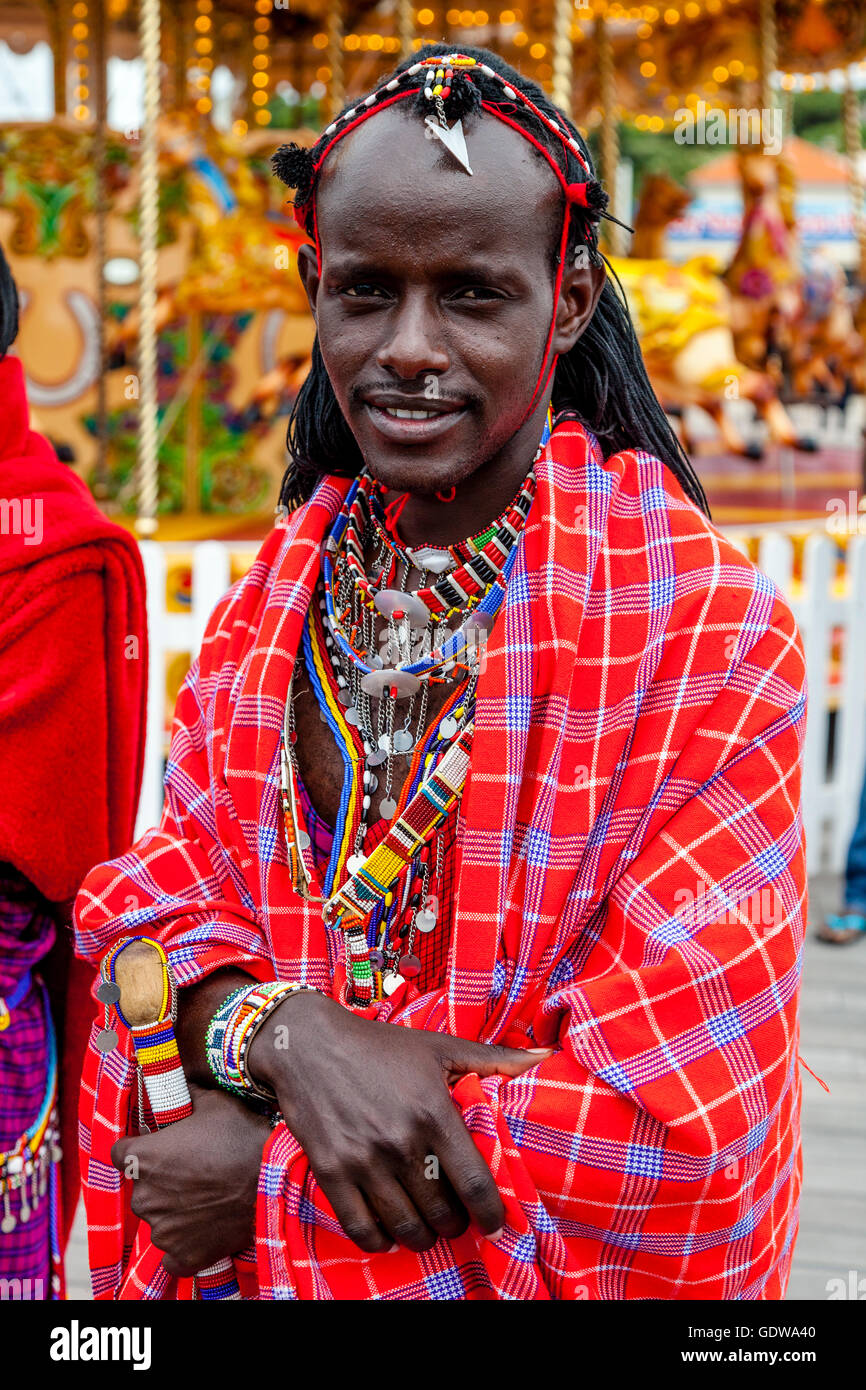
[723, 149, 801, 372]
[787, 250, 866, 399]
[731, 151, 865, 399]
[106, 112, 309, 361]
[613, 171, 814, 458]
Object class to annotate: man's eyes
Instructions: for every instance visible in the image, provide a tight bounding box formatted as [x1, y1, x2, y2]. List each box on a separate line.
[342, 283, 388, 298]
[455, 286, 505, 301]
[339, 283, 505, 301]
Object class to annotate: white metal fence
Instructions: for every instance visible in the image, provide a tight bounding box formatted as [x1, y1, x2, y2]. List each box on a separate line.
[137, 530, 866, 876]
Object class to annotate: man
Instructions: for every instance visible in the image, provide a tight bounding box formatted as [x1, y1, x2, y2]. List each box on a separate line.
[0, 242, 147, 1296]
[75, 47, 806, 1301]
[818, 760, 866, 943]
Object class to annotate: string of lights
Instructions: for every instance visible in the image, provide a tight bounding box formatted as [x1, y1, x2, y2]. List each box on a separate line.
[192, 0, 213, 118]
[71, 0, 90, 123]
[252, 0, 272, 125]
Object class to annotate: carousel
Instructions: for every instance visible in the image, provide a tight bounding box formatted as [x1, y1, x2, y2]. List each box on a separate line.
[0, 0, 864, 541]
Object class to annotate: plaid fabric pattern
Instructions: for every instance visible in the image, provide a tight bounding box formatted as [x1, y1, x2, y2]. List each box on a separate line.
[75, 419, 807, 1300]
[0, 867, 56, 1291]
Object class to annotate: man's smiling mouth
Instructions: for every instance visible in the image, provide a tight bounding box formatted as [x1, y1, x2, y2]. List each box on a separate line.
[382, 406, 443, 419]
[361, 394, 468, 442]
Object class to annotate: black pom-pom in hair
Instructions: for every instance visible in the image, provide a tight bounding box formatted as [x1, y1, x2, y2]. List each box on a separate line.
[411, 67, 482, 124]
[271, 142, 315, 201]
[585, 180, 609, 216]
[444, 70, 482, 120]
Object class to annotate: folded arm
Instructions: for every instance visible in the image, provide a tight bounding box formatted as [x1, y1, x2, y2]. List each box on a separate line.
[256, 616, 808, 1300]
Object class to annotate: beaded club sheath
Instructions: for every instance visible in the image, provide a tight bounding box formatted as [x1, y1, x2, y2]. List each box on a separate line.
[101, 937, 241, 1301]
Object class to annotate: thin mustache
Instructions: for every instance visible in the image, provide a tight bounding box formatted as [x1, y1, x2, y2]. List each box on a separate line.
[352, 385, 475, 408]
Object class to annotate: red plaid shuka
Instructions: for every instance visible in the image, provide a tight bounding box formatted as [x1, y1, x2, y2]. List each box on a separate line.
[74, 419, 807, 1300]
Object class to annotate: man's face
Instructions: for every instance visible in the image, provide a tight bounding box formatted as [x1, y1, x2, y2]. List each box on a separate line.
[297, 106, 601, 497]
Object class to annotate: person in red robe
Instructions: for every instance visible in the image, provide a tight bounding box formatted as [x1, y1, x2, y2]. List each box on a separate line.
[0, 241, 147, 1295]
[75, 47, 806, 1301]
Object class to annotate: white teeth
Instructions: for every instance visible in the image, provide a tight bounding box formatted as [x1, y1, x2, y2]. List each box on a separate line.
[383, 407, 439, 419]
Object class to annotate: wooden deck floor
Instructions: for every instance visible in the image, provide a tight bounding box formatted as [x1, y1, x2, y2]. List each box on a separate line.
[63, 872, 865, 1301]
[786, 872, 866, 1301]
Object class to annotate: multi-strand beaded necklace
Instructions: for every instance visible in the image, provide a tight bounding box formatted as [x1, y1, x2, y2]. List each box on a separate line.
[278, 446, 542, 1003]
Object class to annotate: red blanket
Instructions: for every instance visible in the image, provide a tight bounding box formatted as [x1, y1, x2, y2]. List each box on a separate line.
[0, 353, 147, 1243]
[75, 418, 807, 1299]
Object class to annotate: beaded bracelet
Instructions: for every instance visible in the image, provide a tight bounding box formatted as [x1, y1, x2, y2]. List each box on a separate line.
[205, 981, 318, 1103]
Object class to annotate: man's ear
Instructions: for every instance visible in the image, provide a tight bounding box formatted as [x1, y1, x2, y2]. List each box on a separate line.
[297, 243, 320, 320]
[551, 256, 606, 357]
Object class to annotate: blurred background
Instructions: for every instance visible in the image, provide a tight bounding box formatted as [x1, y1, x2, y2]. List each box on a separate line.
[0, 0, 863, 1299]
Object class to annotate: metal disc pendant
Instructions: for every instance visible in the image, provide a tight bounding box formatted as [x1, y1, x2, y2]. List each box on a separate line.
[336, 687, 352, 706]
[406, 546, 454, 575]
[415, 908, 437, 933]
[364, 773, 379, 793]
[344, 707, 359, 726]
[360, 667, 421, 700]
[96, 1028, 118, 1053]
[464, 610, 495, 633]
[0, 1214, 15, 1234]
[367, 749, 388, 767]
[438, 716, 458, 740]
[18, 1202, 30, 1224]
[296, 830, 311, 851]
[393, 729, 414, 753]
[373, 589, 430, 627]
[319, 708, 329, 723]
[382, 971, 405, 996]
[96, 980, 121, 1005]
[368, 948, 386, 970]
[379, 796, 398, 818]
[398, 953, 422, 979]
[346, 854, 367, 876]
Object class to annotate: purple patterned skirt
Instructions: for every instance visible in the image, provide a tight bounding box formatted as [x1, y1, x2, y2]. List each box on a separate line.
[0, 865, 61, 1299]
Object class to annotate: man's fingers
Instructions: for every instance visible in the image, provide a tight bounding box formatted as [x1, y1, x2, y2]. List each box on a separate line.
[363, 1176, 439, 1253]
[110, 1138, 132, 1172]
[313, 1170, 393, 1255]
[161, 1252, 199, 1278]
[436, 1113, 505, 1238]
[111, 1135, 152, 1174]
[441, 1037, 553, 1083]
[398, 1161, 470, 1242]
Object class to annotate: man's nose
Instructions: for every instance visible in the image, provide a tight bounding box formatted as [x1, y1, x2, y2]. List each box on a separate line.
[375, 296, 450, 380]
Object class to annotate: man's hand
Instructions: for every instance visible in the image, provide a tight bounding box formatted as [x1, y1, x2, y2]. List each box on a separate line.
[111, 1082, 271, 1277]
[247, 990, 551, 1254]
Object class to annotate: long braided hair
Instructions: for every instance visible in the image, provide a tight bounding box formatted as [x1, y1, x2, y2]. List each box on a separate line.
[273, 43, 709, 518]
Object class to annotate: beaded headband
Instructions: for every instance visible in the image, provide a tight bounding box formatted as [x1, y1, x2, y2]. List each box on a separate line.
[272, 52, 631, 427]
[271, 54, 631, 251]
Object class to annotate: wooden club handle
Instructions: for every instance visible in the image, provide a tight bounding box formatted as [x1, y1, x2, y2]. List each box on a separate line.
[114, 939, 167, 1027]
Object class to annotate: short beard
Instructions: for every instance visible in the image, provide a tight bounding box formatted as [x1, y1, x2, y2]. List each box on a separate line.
[359, 419, 513, 498]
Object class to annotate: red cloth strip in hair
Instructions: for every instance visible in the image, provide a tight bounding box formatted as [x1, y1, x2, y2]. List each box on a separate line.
[300, 81, 596, 423]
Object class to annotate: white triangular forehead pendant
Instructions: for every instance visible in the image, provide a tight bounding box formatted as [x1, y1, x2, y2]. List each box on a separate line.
[424, 116, 473, 175]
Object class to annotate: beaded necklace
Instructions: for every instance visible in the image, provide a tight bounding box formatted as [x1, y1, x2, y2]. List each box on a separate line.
[344, 470, 537, 620]
[279, 428, 547, 1002]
